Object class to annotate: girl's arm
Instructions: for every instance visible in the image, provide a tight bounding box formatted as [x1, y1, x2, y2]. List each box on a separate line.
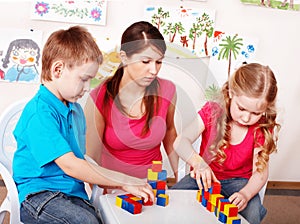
[162, 94, 178, 180]
[84, 96, 104, 165]
[229, 147, 268, 211]
[55, 152, 155, 202]
[174, 115, 219, 191]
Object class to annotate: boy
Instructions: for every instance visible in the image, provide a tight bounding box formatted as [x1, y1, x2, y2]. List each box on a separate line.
[12, 26, 154, 223]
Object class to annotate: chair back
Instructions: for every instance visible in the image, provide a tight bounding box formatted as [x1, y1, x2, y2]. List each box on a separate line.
[0, 99, 29, 224]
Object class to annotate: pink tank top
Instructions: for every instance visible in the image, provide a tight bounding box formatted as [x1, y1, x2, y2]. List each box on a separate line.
[198, 102, 265, 180]
[90, 78, 176, 178]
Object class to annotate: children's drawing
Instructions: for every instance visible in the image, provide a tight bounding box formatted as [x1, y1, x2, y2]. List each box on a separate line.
[0, 29, 43, 83]
[31, 0, 107, 26]
[208, 31, 258, 86]
[144, 5, 216, 58]
[241, 0, 300, 11]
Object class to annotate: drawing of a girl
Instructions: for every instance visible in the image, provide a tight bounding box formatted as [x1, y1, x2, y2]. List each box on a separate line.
[2, 39, 40, 82]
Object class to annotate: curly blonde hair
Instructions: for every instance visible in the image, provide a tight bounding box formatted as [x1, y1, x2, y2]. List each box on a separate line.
[211, 63, 280, 173]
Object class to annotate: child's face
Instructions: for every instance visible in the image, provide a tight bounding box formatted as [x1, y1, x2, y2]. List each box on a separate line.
[55, 61, 99, 103]
[230, 94, 266, 126]
[123, 46, 164, 87]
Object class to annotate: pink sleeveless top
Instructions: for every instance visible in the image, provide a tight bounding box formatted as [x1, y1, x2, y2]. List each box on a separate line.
[198, 102, 265, 180]
[90, 78, 176, 178]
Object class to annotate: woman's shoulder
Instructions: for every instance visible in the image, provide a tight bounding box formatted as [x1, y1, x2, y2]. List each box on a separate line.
[90, 81, 107, 102]
[157, 77, 176, 98]
[157, 77, 175, 88]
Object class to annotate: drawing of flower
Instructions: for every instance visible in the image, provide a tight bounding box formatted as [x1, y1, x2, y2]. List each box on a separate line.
[35, 2, 49, 16]
[90, 7, 102, 21]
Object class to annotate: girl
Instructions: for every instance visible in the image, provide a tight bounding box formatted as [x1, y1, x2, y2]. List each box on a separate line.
[84, 21, 178, 181]
[171, 63, 280, 224]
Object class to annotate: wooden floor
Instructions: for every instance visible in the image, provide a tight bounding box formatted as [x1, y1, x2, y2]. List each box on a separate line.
[1, 184, 300, 224]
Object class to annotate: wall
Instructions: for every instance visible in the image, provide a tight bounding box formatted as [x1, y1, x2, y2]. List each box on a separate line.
[0, 0, 299, 181]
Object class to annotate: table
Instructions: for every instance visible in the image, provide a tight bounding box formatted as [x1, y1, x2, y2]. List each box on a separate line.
[98, 190, 249, 224]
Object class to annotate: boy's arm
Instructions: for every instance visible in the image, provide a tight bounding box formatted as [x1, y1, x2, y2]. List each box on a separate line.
[55, 152, 155, 202]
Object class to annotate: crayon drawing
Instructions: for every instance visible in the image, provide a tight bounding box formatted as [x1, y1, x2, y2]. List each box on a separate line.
[241, 0, 300, 11]
[0, 29, 43, 84]
[31, 0, 107, 26]
[208, 31, 259, 86]
[144, 5, 216, 58]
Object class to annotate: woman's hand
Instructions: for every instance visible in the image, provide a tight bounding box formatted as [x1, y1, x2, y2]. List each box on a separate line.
[189, 154, 219, 191]
[229, 191, 248, 211]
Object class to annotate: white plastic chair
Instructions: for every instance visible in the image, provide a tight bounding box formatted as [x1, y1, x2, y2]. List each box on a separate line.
[0, 99, 28, 224]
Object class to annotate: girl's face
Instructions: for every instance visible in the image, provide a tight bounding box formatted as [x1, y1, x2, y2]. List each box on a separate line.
[123, 46, 164, 87]
[230, 94, 266, 126]
[10, 47, 38, 66]
[55, 61, 99, 103]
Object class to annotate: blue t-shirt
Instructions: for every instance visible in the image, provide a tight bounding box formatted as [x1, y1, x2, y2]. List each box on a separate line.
[12, 84, 88, 203]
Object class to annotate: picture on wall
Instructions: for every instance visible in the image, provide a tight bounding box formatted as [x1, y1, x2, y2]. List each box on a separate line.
[31, 0, 107, 26]
[144, 5, 216, 58]
[241, 0, 300, 11]
[0, 29, 43, 84]
[208, 31, 258, 87]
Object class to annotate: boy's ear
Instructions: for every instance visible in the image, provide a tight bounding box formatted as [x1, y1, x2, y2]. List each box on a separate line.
[52, 61, 64, 78]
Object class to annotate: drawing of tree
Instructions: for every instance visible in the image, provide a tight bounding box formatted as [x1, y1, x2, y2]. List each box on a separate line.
[189, 13, 214, 55]
[218, 34, 243, 77]
[163, 22, 185, 43]
[151, 7, 170, 30]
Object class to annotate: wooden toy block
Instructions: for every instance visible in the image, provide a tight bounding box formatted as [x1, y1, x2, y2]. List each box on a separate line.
[201, 197, 207, 207]
[226, 216, 241, 224]
[223, 203, 238, 217]
[156, 180, 166, 190]
[157, 170, 167, 181]
[156, 189, 166, 196]
[206, 201, 215, 212]
[209, 182, 221, 194]
[115, 194, 129, 208]
[204, 190, 210, 200]
[218, 211, 227, 223]
[152, 161, 162, 172]
[218, 198, 231, 212]
[153, 189, 157, 196]
[130, 196, 143, 204]
[196, 190, 202, 202]
[157, 194, 169, 206]
[147, 169, 158, 180]
[142, 198, 154, 206]
[124, 198, 142, 214]
[148, 180, 157, 189]
[210, 194, 224, 207]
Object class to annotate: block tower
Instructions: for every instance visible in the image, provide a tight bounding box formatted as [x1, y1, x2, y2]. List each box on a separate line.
[115, 160, 169, 214]
[147, 161, 169, 207]
[196, 182, 241, 224]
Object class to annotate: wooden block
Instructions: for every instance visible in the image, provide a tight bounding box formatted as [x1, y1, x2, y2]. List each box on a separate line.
[223, 203, 238, 217]
[218, 198, 231, 212]
[158, 170, 167, 181]
[157, 193, 169, 206]
[156, 180, 166, 190]
[210, 194, 224, 207]
[206, 201, 215, 212]
[209, 182, 221, 194]
[226, 216, 241, 224]
[152, 161, 162, 172]
[218, 211, 227, 223]
[147, 169, 158, 181]
[148, 180, 157, 189]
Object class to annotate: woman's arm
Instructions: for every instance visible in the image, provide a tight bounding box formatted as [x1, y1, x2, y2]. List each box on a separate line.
[163, 94, 178, 180]
[229, 147, 268, 211]
[174, 115, 219, 190]
[55, 152, 155, 202]
[84, 96, 104, 165]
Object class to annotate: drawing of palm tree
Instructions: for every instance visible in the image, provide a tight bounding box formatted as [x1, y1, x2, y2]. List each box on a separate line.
[151, 7, 170, 30]
[189, 13, 214, 56]
[218, 34, 243, 77]
[163, 22, 185, 42]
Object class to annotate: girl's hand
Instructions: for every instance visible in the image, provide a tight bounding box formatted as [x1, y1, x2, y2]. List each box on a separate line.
[122, 182, 155, 203]
[229, 191, 248, 211]
[190, 154, 219, 191]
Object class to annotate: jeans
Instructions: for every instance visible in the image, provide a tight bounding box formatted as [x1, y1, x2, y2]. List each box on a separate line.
[21, 191, 103, 224]
[171, 175, 267, 224]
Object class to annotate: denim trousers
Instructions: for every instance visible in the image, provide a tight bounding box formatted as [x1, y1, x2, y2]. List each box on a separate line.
[171, 175, 267, 224]
[20, 191, 103, 224]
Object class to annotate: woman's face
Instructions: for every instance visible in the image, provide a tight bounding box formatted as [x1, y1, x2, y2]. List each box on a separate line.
[230, 94, 267, 126]
[122, 46, 164, 87]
